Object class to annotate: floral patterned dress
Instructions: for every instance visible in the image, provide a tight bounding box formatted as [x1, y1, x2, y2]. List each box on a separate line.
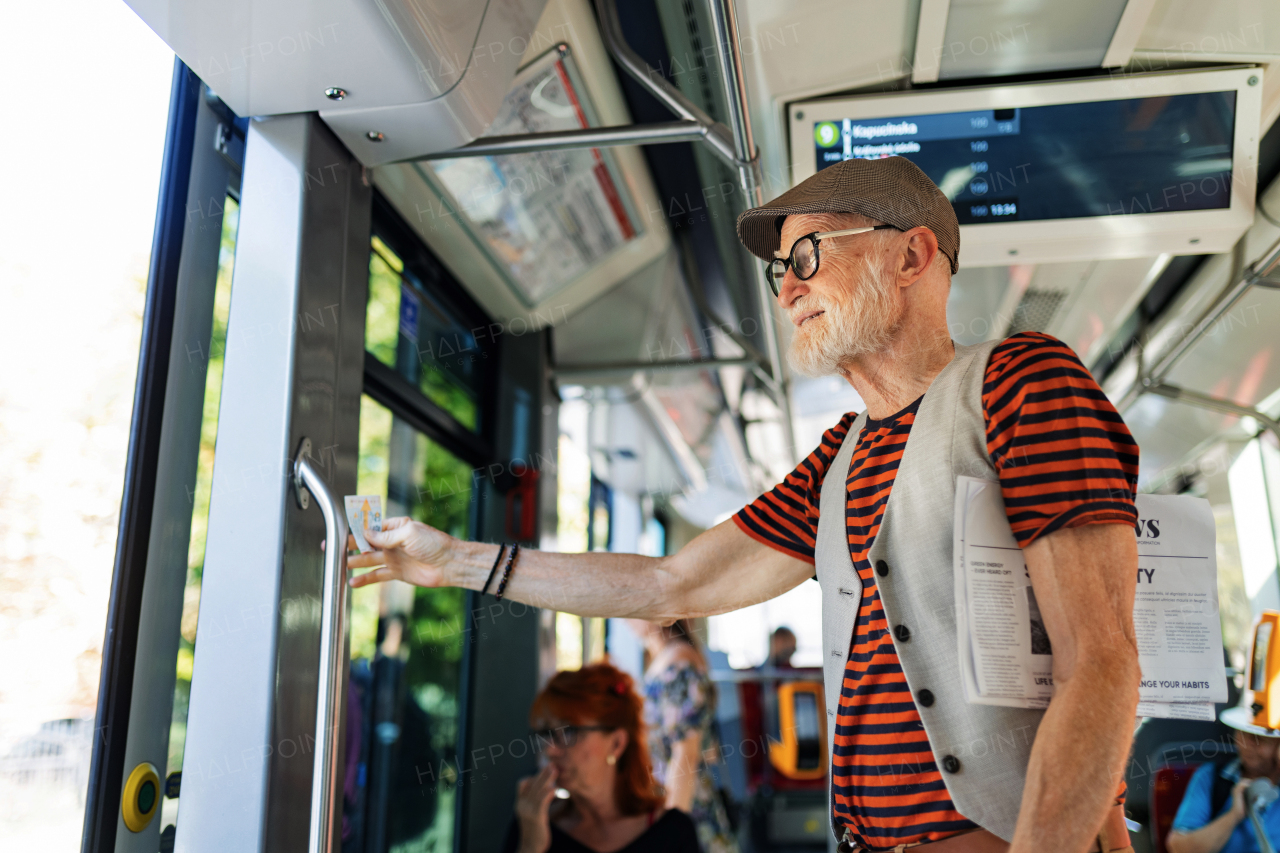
[642, 659, 740, 853]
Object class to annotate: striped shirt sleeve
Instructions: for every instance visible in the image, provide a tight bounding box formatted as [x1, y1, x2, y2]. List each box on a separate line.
[732, 413, 857, 564]
[983, 332, 1140, 547]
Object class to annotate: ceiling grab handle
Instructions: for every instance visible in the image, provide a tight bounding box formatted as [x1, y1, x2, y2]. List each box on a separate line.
[292, 437, 350, 853]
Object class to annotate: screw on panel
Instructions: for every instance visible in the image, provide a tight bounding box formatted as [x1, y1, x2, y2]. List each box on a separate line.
[1249, 76, 1259, 86]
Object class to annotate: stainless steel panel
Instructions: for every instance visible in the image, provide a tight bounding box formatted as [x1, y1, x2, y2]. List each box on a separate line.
[176, 114, 369, 853]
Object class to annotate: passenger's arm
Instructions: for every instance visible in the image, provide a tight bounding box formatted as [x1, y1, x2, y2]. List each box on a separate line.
[349, 515, 813, 621]
[1008, 523, 1141, 853]
[664, 731, 701, 812]
[1166, 780, 1248, 853]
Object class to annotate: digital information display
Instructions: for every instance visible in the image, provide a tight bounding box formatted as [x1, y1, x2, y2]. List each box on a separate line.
[812, 92, 1236, 225]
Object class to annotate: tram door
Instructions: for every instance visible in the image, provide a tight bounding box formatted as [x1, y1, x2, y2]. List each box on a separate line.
[83, 60, 547, 853]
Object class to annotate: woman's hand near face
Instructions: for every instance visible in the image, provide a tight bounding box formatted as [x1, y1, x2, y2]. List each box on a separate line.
[347, 517, 456, 589]
[515, 764, 559, 853]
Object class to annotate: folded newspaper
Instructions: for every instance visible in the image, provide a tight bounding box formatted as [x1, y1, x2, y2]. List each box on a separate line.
[953, 477, 1227, 721]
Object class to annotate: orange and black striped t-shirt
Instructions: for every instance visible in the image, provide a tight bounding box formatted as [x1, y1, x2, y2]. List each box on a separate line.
[733, 333, 1139, 849]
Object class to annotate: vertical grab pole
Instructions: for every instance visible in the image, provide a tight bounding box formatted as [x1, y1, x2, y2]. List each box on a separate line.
[292, 437, 350, 853]
[704, 0, 798, 463]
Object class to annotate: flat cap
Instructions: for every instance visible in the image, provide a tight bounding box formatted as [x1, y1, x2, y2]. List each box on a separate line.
[736, 157, 960, 274]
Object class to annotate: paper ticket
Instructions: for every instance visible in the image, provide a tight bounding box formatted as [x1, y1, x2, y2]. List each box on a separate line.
[344, 495, 383, 553]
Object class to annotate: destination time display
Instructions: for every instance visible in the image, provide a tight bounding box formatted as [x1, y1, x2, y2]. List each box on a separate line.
[812, 92, 1236, 224]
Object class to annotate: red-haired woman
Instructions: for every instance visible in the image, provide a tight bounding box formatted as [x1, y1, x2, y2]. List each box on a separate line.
[503, 663, 700, 853]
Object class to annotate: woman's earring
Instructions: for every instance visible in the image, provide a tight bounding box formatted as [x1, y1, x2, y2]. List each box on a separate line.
[606, 754, 617, 766]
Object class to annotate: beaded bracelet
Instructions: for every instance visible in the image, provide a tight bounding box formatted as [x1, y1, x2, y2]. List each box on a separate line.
[480, 544, 506, 597]
[494, 543, 521, 601]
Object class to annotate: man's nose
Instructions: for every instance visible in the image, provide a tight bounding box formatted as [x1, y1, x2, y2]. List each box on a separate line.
[775, 268, 807, 308]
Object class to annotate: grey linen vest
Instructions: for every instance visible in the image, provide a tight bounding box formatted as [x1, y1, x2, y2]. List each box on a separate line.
[815, 340, 1042, 842]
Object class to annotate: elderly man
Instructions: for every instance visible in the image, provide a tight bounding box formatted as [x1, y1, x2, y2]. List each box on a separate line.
[351, 157, 1142, 852]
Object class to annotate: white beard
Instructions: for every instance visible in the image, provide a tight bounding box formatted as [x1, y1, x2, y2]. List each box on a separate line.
[786, 255, 902, 378]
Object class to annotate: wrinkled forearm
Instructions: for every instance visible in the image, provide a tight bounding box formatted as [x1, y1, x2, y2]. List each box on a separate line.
[1009, 652, 1140, 853]
[444, 538, 679, 618]
[443, 518, 811, 620]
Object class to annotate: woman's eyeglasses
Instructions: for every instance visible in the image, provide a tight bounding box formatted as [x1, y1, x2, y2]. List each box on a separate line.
[530, 725, 616, 748]
[766, 224, 898, 296]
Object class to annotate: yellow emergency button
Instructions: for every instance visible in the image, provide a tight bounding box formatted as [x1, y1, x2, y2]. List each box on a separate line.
[122, 762, 161, 832]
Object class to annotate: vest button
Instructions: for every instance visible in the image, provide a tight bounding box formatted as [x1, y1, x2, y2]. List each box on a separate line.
[917, 689, 934, 707]
[893, 624, 911, 642]
[941, 754, 960, 774]
[875, 560, 889, 577]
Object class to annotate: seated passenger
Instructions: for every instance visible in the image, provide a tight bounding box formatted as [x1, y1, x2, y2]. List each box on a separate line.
[504, 663, 699, 853]
[767, 626, 796, 669]
[1167, 713, 1280, 853]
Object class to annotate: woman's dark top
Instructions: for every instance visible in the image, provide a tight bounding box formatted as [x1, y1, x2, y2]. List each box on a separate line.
[501, 809, 700, 853]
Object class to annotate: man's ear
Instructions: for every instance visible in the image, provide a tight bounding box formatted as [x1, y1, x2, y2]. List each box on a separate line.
[898, 226, 940, 286]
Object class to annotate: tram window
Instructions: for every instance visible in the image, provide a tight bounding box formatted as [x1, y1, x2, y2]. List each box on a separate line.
[365, 221, 490, 433]
[349, 393, 474, 852]
[164, 194, 239, 822]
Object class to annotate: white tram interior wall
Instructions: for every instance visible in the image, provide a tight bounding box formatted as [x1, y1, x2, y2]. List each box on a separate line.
[5, 0, 1280, 852]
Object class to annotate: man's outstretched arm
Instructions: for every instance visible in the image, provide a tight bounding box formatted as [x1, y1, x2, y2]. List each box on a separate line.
[348, 515, 814, 621]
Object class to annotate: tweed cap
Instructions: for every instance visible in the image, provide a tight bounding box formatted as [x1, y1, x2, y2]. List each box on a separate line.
[736, 157, 960, 274]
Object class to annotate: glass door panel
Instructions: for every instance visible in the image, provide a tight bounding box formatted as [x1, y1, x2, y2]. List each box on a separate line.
[347, 393, 475, 853]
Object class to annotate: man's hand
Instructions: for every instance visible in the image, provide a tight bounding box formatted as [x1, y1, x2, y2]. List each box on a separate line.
[1230, 778, 1250, 822]
[348, 517, 462, 589]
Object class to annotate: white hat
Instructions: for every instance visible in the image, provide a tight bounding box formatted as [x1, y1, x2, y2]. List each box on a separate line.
[1222, 705, 1280, 737]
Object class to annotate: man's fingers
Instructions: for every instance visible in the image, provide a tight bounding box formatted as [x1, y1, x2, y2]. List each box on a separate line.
[365, 523, 412, 549]
[349, 567, 387, 588]
[380, 516, 411, 532]
[348, 550, 387, 569]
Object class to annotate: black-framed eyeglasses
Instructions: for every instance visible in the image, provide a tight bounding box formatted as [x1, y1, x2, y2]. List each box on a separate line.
[766, 224, 898, 296]
[530, 725, 616, 748]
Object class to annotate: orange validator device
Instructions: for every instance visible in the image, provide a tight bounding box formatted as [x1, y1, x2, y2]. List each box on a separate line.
[768, 681, 828, 781]
[1248, 611, 1280, 730]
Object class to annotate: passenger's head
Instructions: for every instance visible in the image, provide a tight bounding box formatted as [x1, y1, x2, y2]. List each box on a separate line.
[529, 663, 663, 815]
[735, 157, 957, 377]
[769, 626, 796, 666]
[772, 210, 950, 377]
[1234, 729, 1280, 780]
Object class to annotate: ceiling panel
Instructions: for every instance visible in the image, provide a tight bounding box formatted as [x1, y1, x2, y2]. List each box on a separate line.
[938, 0, 1128, 80]
[738, 0, 921, 200]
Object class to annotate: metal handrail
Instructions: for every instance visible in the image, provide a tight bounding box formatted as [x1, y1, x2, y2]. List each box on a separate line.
[1144, 382, 1280, 437]
[411, 120, 711, 161]
[1148, 234, 1280, 386]
[292, 437, 350, 853]
[592, 0, 740, 166]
